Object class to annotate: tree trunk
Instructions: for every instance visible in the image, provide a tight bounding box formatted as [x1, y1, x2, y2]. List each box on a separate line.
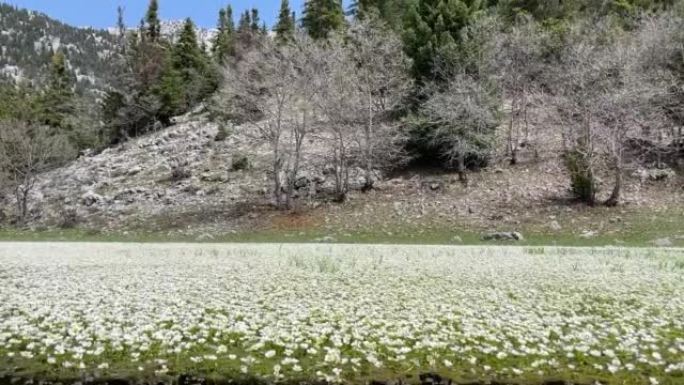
[363, 92, 374, 191]
[508, 98, 518, 166]
[273, 157, 283, 208]
[15, 184, 29, 223]
[508, 116, 517, 165]
[457, 150, 468, 187]
[334, 131, 348, 203]
[604, 167, 622, 207]
[605, 153, 623, 207]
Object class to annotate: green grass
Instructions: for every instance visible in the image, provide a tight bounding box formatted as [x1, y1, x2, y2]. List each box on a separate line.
[0, 206, 682, 247]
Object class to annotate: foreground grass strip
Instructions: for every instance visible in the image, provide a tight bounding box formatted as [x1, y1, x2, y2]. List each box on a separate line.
[0, 244, 683, 385]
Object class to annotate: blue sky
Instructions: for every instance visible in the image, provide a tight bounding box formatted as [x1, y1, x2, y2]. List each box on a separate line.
[1, 0, 350, 29]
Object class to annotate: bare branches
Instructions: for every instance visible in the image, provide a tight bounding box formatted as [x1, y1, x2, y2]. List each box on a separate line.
[217, 34, 321, 209]
[0, 121, 74, 221]
[544, 13, 683, 206]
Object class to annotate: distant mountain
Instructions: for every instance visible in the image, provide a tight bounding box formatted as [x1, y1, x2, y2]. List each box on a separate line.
[0, 3, 119, 92]
[0, 4, 221, 95]
[160, 20, 218, 48]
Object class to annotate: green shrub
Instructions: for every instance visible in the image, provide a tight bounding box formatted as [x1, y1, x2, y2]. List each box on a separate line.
[231, 154, 250, 171]
[58, 207, 79, 229]
[214, 125, 231, 142]
[564, 149, 597, 205]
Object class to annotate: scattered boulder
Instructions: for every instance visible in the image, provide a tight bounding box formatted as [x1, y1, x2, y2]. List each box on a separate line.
[548, 220, 562, 231]
[196, 233, 215, 242]
[634, 168, 676, 183]
[421, 180, 444, 192]
[295, 176, 310, 189]
[452, 235, 463, 243]
[580, 230, 598, 239]
[127, 166, 142, 176]
[482, 231, 524, 241]
[200, 172, 228, 183]
[81, 191, 103, 207]
[653, 237, 673, 247]
[315, 236, 337, 243]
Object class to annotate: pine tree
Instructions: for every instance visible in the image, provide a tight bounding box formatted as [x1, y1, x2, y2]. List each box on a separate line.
[145, 0, 161, 42]
[170, 18, 218, 110]
[225, 5, 235, 32]
[154, 61, 184, 125]
[217, 8, 228, 33]
[41, 51, 75, 129]
[350, 0, 414, 29]
[116, 6, 127, 54]
[302, 0, 346, 39]
[237, 10, 251, 34]
[212, 5, 236, 63]
[403, 0, 484, 81]
[275, 0, 296, 43]
[250, 9, 261, 32]
[174, 19, 203, 71]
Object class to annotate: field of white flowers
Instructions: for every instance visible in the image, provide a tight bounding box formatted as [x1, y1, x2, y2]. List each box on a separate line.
[0, 243, 683, 385]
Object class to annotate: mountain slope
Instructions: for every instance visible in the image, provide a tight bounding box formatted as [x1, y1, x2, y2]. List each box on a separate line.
[0, 3, 118, 91]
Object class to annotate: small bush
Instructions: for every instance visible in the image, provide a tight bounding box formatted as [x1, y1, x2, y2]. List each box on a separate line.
[564, 150, 597, 205]
[58, 207, 79, 229]
[231, 155, 250, 171]
[214, 125, 231, 142]
[169, 157, 191, 181]
[171, 166, 192, 181]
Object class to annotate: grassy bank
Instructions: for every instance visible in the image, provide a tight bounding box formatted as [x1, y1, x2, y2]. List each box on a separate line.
[0, 206, 682, 247]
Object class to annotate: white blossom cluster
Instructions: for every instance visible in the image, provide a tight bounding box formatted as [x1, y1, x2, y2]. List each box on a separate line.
[0, 244, 682, 384]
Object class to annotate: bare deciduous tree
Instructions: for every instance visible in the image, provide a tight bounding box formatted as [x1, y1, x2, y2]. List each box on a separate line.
[0, 121, 74, 221]
[313, 36, 358, 201]
[495, 18, 546, 164]
[313, 20, 411, 201]
[549, 18, 671, 206]
[346, 16, 413, 190]
[217, 35, 318, 209]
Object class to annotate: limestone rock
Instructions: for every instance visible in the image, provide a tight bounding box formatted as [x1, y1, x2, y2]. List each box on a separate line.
[482, 231, 524, 242]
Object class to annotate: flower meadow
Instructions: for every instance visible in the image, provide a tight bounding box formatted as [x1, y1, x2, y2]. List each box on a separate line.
[0, 243, 683, 385]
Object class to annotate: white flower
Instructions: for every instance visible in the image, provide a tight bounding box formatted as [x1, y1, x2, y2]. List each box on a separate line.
[443, 359, 453, 368]
[265, 350, 277, 358]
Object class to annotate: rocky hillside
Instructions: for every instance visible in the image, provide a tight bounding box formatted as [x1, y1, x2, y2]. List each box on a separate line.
[2, 108, 680, 244]
[0, 3, 118, 90]
[16, 110, 375, 233]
